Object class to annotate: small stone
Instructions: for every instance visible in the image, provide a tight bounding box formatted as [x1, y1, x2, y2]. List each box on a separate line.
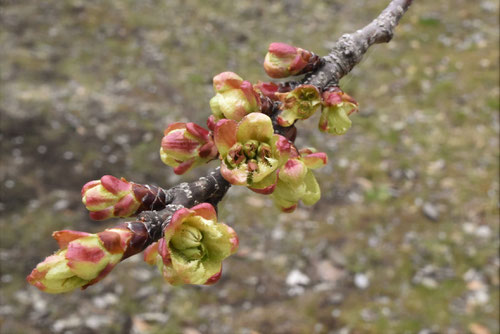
[316, 261, 345, 283]
[354, 273, 370, 289]
[286, 269, 310, 286]
[475, 225, 491, 238]
[422, 203, 439, 221]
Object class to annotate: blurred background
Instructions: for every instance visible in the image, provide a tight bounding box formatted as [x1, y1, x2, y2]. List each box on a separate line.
[1, 0, 498, 333]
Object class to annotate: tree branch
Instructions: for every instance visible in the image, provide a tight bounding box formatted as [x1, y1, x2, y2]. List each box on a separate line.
[121, 0, 413, 256]
[302, 0, 413, 88]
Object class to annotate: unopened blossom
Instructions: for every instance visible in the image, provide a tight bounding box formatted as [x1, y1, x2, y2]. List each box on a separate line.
[27, 228, 133, 293]
[209, 72, 261, 122]
[271, 147, 328, 212]
[82, 175, 142, 220]
[275, 85, 321, 127]
[263, 42, 318, 78]
[319, 88, 358, 135]
[143, 203, 238, 285]
[213, 113, 292, 193]
[160, 122, 218, 175]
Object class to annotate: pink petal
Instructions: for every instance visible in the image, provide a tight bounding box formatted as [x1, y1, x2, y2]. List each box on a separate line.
[281, 204, 297, 213]
[302, 152, 328, 169]
[206, 115, 217, 131]
[254, 81, 279, 99]
[220, 162, 248, 185]
[214, 119, 238, 156]
[81, 180, 100, 196]
[164, 122, 187, 135]
[173, 158, 196, 175]
[223, 224, 239, 253]
[52, 230, 91, 249]
[82, 263, 115, 289]
[158, 238, 172, 266]
[268, 42, 297, 56]
[186, 122, 210, 142]
[143, 242, 159, 265]
[161, 130, 200, 154]
[204, 266, 222, 285]
[198, 142, 217, 159]
[100, 175, 131, 194]
[66, 243, 105, 265]
[89, 208, 113, 221]
[112, 194, 138, 217]
[191, 203, 217, 221]
[249, 183, 276, 195]
[26, 268, 47, 291]
[97, 230, 124, 254]
[164, 208, 192, 242]
[213, 72, 243, 91]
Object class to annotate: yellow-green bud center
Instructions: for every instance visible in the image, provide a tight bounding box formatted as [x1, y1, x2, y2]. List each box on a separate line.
[170, 224, 206, 260]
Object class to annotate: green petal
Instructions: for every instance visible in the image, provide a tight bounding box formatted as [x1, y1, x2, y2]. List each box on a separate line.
[252, 157, 279, 183]
[236, 113, 274, 144]
[302, 170, 321, 205]
[43, 276, 88, 294]
[319, 105, 352, 135]
[209, 94, 225, 120]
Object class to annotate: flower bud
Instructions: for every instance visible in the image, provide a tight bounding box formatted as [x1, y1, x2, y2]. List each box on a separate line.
[271, 147, 328, 212]
[263, 42, 318, 78]
[143, 203, 238, 285]
[276, 85, 321, 127]
[214, 114, 291, 192]
[81, 176, 141, 220]
[319, 88, 358, 135]
[160, 122, 218, 175]
[27, 228, 133, 293]
[209, 72, 260, 121]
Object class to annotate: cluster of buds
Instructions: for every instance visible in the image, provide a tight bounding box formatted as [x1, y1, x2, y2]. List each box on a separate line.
[144, 203, 238, 285]
[319, 87, 359, 135]
[82, 175, 144, 220]
[160, 122, 218, 174]
[263, 42, 320, 78]
[214, 113, 291, 193]
[27, 40, 362, 295]
[27, 227, 136, 293]
[271, 148, 328, 212]
[209, 72, 261, 122]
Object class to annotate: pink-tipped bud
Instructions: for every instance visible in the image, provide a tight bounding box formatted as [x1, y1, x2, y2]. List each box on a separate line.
[81, 176, 141, 220]
[263, 43, 318, 78]
[143, 203, 238, 286]
[319, 88, 358, 135]
[27, 228, 133, 293]
[209, 72, 261, 121]
[160, 122, 218, 175]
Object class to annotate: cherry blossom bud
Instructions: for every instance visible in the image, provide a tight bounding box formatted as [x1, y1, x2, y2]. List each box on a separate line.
[276, 85, 321, 127]
[213, 113, 291, 192]
[263, 43, 319, 78]
[209, 72, 260, 121]
[27, 228, 133, 293]
[81, 176, 141, 220]
[143, 203, 238, 285]
[271, 147, 328, 212]
[160, 122, 218, 175]
[319, 88, 358, 135]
